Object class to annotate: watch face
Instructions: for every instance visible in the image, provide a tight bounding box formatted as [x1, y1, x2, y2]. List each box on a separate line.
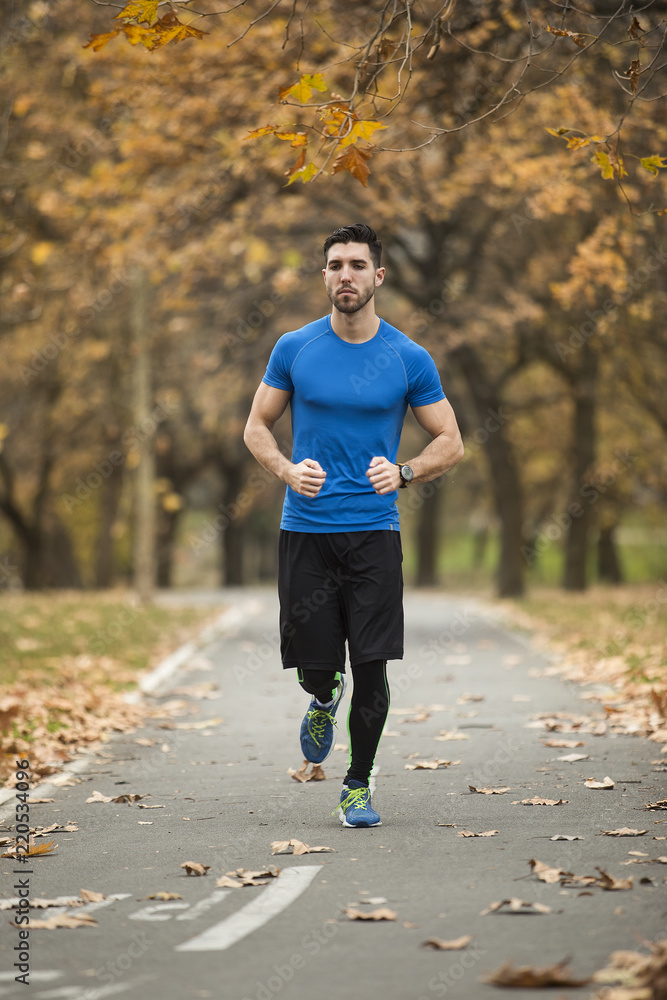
[401, 464, 414, 482]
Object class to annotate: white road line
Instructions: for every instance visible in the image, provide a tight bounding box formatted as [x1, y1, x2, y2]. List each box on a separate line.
[175, 866, 322, 952]
[70, 893, 132, 915]
[129, 901, 190, 921]
[176, 889, 230, 920]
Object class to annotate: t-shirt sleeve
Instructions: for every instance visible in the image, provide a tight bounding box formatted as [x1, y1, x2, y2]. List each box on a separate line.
[406, 347, 446, 407]
[262, 335, 294, 392]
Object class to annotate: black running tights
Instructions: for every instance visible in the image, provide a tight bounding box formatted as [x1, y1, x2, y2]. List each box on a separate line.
[298, 661, 390, 786]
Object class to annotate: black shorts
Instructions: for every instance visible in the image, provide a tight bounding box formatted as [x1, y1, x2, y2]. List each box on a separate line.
[278, 529, 404, 671]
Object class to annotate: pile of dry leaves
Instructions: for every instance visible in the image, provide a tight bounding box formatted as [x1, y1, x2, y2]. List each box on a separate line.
[502, 587, 667, 753]
[0, 681, 146, 787]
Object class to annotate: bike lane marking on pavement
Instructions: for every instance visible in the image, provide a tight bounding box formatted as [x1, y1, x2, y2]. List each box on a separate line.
[175, 866, 322, 952]
[128, 890, 230, 921]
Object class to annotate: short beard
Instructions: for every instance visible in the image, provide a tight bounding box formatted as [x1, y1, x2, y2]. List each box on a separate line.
[328, 285, 375, 314]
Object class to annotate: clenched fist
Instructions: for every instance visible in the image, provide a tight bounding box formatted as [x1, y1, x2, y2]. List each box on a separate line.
[288, 458, 326, 498]
[365, 455, 401, 495]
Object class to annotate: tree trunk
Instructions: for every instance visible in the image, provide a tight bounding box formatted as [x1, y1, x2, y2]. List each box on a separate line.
[131, 267, 156, 604]
[415, 485, 441, 587]
[598, 524, 623, 584]
[450, 344, 525, 597]
[156, 509, 180, 588]
[42, 516, 84, 588]
[563, 343, 597, 592]
[220, 463, 246, 586]
[95, 465, 123, 588]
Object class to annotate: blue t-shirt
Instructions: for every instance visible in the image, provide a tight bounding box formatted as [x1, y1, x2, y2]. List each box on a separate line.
[262, 315, 445, 532]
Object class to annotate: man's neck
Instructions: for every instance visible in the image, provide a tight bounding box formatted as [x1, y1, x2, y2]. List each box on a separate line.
[330, 301, 380, 344]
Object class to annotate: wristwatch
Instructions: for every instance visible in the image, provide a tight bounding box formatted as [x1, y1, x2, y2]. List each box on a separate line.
[397, 463, 414, 488]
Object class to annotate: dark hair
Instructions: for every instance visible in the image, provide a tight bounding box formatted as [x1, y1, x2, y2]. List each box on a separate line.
[323, 223, 382, 270]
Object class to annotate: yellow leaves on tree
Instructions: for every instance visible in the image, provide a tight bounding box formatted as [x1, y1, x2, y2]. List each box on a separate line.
[245, 85, 386, 186]
[284, 150, 317, 186]
[592, 149, 627, 181]
[338, 120, 387, 149]
[84, 8, 207, 52]
[274, 132, 308, 149]
[545, 129, 657, 187]
[279, 73, 327, 103]
[115, 0, 159, 24]
[640, 155, 667, 176]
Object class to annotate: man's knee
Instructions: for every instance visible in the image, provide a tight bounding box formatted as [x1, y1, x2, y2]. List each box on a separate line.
[298, 668, 339, 697]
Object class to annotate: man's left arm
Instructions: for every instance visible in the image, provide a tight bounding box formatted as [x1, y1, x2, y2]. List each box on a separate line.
[366, 399, 464, 495]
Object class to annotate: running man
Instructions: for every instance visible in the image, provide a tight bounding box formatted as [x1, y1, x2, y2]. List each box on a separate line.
[243, 224, 463, 827]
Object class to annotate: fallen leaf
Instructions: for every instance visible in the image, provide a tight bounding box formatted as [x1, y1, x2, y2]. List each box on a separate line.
[645, 799, 667, 810]
[585, 776, 615, 789]
[423, 935, 473, 950]
[26, 798, 55, 803]
[469, 785, 511, 795]
[1, 897, 81, 910]
[146, 891, 183, 900]
[556, 753, 589, 762]
[457, 693, 484, 704]
[79, 889, 104, 903]
[216, 867, 280, 888]
[21, 912, 98, 930]
[2, 839, 58, 858]
[529, 859, 571, 883]
[171, 717, 223, 730]
[288, 760, 326, 782]
[550, 834, 583, 841]
[86, 790, 145, 804]
[180, 861, 210, 876]
[481, 898, 551, 916]
[595, 867, 633, 890]
[458, 830, 498, 838]
[591, 938, 667, 992]
[270, 839, 335, 856]
[602, 828, 647, 837]
[434, 730, 470, 742]
[85, 790, 114, 803]
[542, 739, 585, 748]
[512, 796, 568, 806]
[481, 958, 589, 987]
[406, 759, 460, 770]
[399, 711, 431, 723]
[137, 803, 165, 809]
[344, 907, 397, 921]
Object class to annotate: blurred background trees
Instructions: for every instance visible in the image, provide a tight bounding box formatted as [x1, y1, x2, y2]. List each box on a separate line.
[0, 0, 665, 597]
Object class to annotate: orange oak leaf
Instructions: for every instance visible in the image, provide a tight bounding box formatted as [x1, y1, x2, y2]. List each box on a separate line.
[332, 146, 373, 186]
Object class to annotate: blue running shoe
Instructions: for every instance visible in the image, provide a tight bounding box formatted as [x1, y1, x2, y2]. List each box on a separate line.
[299, 673, 347, 764]
[335, 779, 382, 828]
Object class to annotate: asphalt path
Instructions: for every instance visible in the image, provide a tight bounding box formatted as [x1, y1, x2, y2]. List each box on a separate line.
[1, 587, 665, 1000]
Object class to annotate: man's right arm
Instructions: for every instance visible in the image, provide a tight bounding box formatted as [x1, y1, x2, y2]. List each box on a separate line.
[243, 382, 326, 498]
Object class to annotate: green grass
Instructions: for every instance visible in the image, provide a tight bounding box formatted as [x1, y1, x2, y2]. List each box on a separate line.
[0, 590, 221, 689]
[400, 526, 666, 591]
